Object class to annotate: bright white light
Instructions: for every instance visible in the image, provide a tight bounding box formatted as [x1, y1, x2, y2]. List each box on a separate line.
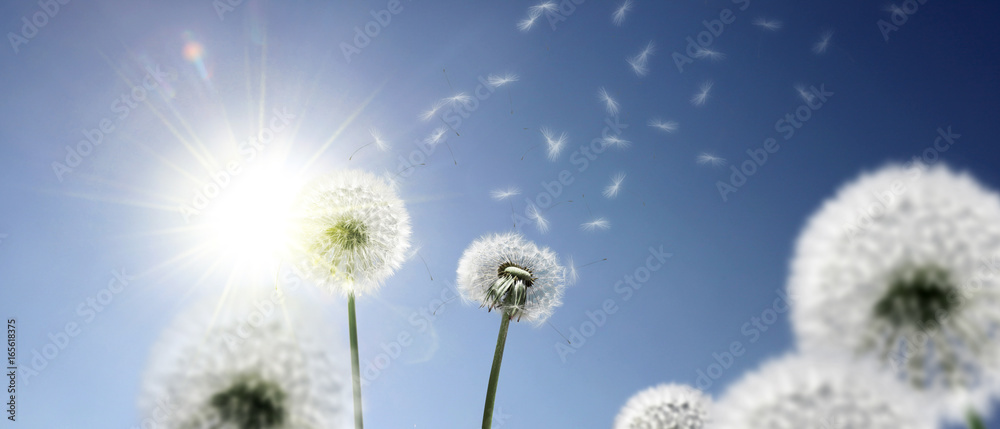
[201, 166, 302, 268]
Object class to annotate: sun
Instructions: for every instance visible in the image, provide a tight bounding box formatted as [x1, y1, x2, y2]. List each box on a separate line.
[200, 165, 304, 272]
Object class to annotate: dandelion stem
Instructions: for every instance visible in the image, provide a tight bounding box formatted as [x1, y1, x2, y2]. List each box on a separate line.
[349, 142, 374, 161]
[966, 409, 985, 429]
[482, 310, 511, 429]
[348, 292, 364, 429]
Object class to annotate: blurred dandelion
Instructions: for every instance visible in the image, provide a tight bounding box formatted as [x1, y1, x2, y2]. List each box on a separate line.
[614, 383, 712, 429]
[627, 41, 656, 76]
[140, 300, 348, 429]
[487, 72, 519, 114]
[287, 169, 411, 429]
[599, 87, 621, 116]
[603, 173, 626, 199]
[794, 84, 815, 104]
[527, 204, 550, 233]
[696, 153, 725, 167]
[691, 81, 713, 106]
[648, 119, 679, 133]
[455, 232, 566, 427]
[601, 135, 632, 149]
[542, 128, 569, 161]
[789, 163, 1000, 425]
[692, 47, 725, 61]
[752, 17, 782, 31]
[581, 217, 610, 232]
[491, 186, 521, 201]
[715, 354, 933, 429]
[813, 30, 833, 54]
[613, 0, 634, 26]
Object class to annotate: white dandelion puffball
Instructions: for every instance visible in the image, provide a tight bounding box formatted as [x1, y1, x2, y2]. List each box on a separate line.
[139, 299, 348, 429]
[715, 354, 934, 429]
[456, 232, 567, 324]
[789, 162, 1000, 421]
[289, 169, 411, 296]
[614, 383, 712, 429]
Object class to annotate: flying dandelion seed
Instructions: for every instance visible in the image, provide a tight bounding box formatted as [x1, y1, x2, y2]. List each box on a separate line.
[444, 92, 472, 105]
[527, 205, 550, 233]
[753, 17, 783, 31]
[612, 0, 634, 26]
[581, 217, 610, 232]
[424, 126, 447, 145]
[487, 72, 519, 114]
[518, 1, 557, 32]
[603, 173, 626, 198]
[542, 128, 568, 161]
[598, 87, 621, 116]
[813, 30, 833, 54]
[491, 186, 521, 201]
[614, 383, 712, 429]
[627, 41, 656, 76]
[566, 256, 580, 284]
[794, 84, 815, 103]
[348, 127, 390, 161]
[715, 354, 934, 429]
[691, 81, 713, 106]
[601, 135, 631, 149]
[789, 163, 1000, 424]
[696, 153, 725, 167]
[648, 119, 678, 133]
[456, 233, 566, 426]
[693, 47, 725, 61]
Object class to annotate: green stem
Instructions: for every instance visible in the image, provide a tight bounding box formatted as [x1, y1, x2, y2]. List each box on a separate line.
[966, 409, 985, 429]
[348, 292, 364, 429]
[482, 311, 512, 429]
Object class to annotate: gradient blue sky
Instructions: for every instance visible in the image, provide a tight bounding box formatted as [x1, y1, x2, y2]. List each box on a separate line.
[2, 0, 999, 427]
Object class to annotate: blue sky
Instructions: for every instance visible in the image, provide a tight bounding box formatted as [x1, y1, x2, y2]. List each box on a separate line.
[1, 0, 999, 427]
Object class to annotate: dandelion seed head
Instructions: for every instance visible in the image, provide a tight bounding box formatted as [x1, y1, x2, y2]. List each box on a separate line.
[528, 205, 550, 234]
[581, 217, 610, 232]
[648, 119, 678, 133]
[599, 87, 621, 116]
[627, 41, 656, 76]
[715, 354, 934, 429]
[288, 170, 411, 296]
[456, 232, 567, 324]
[691, 81, 714, 107]
[424, 127, 447, 146]
[696, 153, 725, 167]
[603, 173, 626, 198]
[542, 128, 568, 161]
[753, 17, 783, 31]
[789, 162, 1000, 422]
[491, 186, 521, 201]
[613, 0, 634, 26]
[813, 30, 834, 54]
[369, 127, 390, 151]
[614, 383, 712, 429]
[140, 299, 348, 429]
[487, 73, 519, 88]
